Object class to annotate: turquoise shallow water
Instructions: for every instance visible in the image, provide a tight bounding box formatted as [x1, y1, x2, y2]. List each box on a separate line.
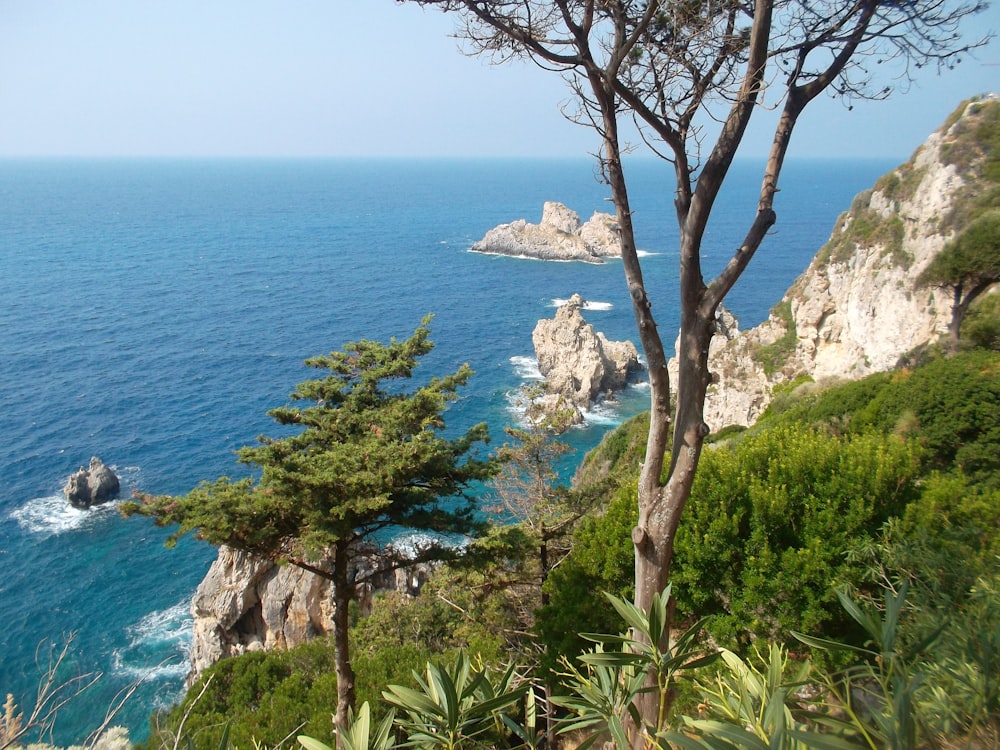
[0, 156, 894, 743]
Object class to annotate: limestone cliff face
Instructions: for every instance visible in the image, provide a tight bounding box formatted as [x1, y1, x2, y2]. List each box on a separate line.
[696, 96, 997, 430]
[471, 202, 620, 262]
[533, 294, 642, 418]
[188, 545, 431, 684]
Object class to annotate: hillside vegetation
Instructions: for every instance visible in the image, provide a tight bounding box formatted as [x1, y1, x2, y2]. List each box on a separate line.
[124, 349, 1000, 750]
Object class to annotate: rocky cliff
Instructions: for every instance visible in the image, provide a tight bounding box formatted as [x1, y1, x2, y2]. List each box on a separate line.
[533, 294, 642, 419]
[471, 202, 620, 262]
[694, 96, 998, 430]
[187, 545, 432, 684]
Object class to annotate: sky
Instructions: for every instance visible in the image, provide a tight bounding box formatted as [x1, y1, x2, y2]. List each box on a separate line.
[0, 0, 998, 160]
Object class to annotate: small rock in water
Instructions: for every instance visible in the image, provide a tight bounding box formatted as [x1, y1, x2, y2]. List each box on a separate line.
[64, 456, 120, 509]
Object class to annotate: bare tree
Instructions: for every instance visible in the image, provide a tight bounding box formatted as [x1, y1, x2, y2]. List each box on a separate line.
[1, 637, 102, 750]
[412, 0, 989, 739]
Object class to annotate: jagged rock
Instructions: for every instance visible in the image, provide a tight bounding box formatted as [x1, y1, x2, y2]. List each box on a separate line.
[471, 202, 621, 262]
[532, 294, 642, 417]
[691, 96, 998, 431]
[63, 456, 120, 509]
[188, 544, 434, 684]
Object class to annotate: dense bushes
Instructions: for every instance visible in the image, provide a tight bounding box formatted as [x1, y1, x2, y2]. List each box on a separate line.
[541, 351, 1000, 658]
[141, 640, 342, 750]
[672, 425, 922, 645]
[759, 350, 1000, 484]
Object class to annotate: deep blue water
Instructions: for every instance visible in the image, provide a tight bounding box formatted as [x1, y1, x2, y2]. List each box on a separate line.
[0, 156, 894, 744]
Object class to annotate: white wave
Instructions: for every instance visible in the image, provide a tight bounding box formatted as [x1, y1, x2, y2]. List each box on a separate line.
[9, 465, 143, 537]
[580, 400, 625, 427]
[111, 655, 190, 682]
[9, 493, 116, 536]
[510, 355, 543, 381]
[469, 250, 579, 263]
[388, 531, 468, 556]
[111, 600, 194, 682]
[126, 600, 193, 648]
[550, 298, 614, 311]
[636, 250, 659, 258]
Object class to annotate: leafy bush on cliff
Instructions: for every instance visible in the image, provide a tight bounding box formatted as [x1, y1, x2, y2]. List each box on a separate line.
[760, 350, 1000, 485]
[141, 640, 342, 750]
[965, 290, 1000, 350]
[671, 425, 922, 645]
[543, 352, 1000, 657]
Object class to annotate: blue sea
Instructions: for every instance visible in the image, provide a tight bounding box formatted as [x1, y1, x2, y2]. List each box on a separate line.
[0, 156, 894, 744]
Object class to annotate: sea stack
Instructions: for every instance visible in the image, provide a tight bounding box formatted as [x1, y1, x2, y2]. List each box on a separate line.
[532, 293, 642, 418]
[64, 456, 120, 509]
[471, 202, 621, 262]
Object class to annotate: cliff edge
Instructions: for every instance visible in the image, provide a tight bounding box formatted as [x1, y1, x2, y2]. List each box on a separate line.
[694, 95, 999, 430]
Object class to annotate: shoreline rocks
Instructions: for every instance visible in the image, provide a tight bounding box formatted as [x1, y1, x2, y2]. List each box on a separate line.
[471, 202, 620, 263]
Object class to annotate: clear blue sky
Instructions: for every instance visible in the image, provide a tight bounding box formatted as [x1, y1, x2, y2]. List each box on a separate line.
[1, 0, 997, 160]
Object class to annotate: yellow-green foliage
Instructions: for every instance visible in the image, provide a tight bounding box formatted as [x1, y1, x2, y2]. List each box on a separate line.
[762, 350, 1000, 485]
[543, 351, 1000, 662]
[671, 425, 922, 645]
[965, 290, 1000, 349]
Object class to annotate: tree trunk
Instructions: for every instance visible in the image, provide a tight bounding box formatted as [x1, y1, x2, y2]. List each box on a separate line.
[331, 542, 356, 747]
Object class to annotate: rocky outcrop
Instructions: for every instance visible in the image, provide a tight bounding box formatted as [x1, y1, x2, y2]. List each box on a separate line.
[471, 202, 620, 262]
[64, 457, 120, 508]
[694, 96, 998, 431]
[533, 294, 642, 418]
[188, 544, 433, 684]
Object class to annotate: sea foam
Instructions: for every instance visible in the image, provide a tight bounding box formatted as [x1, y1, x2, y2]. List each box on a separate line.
[551, 297, 614, 311]
[112, 600, 193, 682]
[9, 465, 142, 538]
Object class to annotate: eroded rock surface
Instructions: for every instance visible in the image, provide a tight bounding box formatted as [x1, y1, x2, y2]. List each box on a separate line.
[64, 457, 120, 508]
[471, 202, 620, 262]
[692, 97, 998, 431]
[532, 294, 641, 418]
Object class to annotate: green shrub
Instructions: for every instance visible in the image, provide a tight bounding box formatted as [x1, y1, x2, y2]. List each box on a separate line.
[142, 640, 343, 750]
[965, 291, 1000, 350]
[759, 350, 1000, 486]
[142, 581, 510, 750]
[670, 425, 923, 647]
[753, 300, 797, 376]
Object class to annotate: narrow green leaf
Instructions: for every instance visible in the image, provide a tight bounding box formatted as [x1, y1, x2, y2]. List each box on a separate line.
[298, 736, 334, 750]
[608, 713, 630, 750]
[656, 730, 714, 750]
[835, 590, 881, 642]
[686, 720, 771, 750]
[578, 651, 648, 668]
[791, 631, 871, 656]
[382, 684, 444, 717]
[605, 592, 651, 635]
[785, 728, 864, 750]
